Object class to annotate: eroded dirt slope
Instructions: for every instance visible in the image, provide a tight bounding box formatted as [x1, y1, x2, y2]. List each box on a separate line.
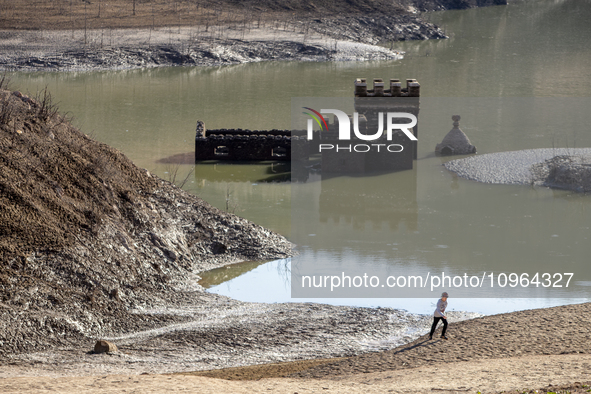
[0, 85, 292, 355]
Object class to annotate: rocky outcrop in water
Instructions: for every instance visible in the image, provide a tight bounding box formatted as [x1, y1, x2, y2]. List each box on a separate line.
[531, 155, 591, 193]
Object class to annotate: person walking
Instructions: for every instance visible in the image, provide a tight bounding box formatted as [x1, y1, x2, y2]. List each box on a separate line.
[429, 292, 449, 340]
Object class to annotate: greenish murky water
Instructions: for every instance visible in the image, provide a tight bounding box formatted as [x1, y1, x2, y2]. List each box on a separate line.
[8, 0, 591, 314]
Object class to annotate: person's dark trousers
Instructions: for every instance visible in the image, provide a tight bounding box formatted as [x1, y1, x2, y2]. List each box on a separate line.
[430, 317, 448, 337]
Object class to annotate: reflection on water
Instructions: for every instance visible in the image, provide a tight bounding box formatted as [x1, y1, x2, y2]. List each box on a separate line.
[204, 258, 589, 315]
[199, 260, 270, 288]
[192, 162, 292, 183]
[319, 168, 418, 232]
[188, 162, 292, 236]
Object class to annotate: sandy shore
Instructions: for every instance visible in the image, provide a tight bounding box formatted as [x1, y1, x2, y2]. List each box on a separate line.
[1, 302, 590, 393]
[1, 354, 590, 393]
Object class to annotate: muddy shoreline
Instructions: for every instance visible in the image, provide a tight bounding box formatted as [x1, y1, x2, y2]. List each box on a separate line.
[0, 298, 479, 377]
[0, 14, 445, 72]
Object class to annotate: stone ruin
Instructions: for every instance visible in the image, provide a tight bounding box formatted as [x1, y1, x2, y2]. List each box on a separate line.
[320, 78, 420, 173]
[194, 126, 292, 161]
[435, 115, 477, 156]
[353, 78, 420, 98]
[195, 78, 421, 173]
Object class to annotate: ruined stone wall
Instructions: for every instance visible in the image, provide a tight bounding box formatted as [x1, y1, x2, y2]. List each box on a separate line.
[195, 129, 292, 161]
[195, 77, 420, 172]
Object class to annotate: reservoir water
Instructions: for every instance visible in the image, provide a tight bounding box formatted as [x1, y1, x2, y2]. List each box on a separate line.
[9, 0, 591, 314]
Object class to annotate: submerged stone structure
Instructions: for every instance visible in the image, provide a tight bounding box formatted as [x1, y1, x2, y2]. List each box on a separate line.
[194, 126, 292, 161]
[195, 78, 421, 173]
[320, 78, 420, 173]
[435, 115, 477, 156]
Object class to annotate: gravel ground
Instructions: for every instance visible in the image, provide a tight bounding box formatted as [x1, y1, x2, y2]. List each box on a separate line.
[0, 303, 479, 378]
[444, 148, 591, 185]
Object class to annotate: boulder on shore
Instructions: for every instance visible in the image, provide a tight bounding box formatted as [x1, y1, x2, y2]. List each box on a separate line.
[94, 340, 118, 354]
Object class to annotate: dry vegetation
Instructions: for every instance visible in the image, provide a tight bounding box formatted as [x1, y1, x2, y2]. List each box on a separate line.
[0, 0, 407, 31]
[0, 0, 228, 30]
